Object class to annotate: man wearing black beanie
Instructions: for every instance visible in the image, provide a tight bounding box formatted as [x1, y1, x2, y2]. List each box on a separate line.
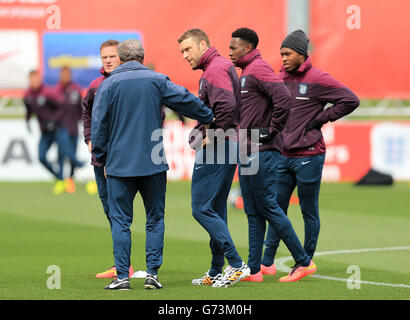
[280, 29, 309, 58]
[260, 30, 360, 281]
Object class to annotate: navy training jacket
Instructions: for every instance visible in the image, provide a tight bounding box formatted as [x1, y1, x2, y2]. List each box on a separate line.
[91, 61, 214, 177]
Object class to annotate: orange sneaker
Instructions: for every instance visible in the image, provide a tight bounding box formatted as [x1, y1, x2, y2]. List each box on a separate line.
[278, 260, 317, 282]
[261, 264, 277, 275]
[235, 196, 244, 210]
[289, 194, 299, 205]
[65, 178, 76, 194]
[241, 270, 263, 282]
[96, 265, 134, 278]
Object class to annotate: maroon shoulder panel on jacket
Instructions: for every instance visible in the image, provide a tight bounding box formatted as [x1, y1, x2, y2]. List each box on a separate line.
[202, 57, 236, 93]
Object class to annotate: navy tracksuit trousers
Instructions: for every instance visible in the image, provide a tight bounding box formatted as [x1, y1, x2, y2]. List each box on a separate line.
[239, 150, 310, 274]
[191, 140, 243, 272]
[93, 166, 111, 227]
[38, 128, 83, 181]
[107, 171, 166, 279]
[56, 127, 83, 177]
[38, 131, 63, 180]
[262, 153, 325, 266]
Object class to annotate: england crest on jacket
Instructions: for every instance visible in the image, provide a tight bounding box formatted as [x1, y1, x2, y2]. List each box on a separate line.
[37, 95, 46, 106]
[299, 83, 308, 95]
[241, 76, 246, 88]
[69, 90, 80, 104]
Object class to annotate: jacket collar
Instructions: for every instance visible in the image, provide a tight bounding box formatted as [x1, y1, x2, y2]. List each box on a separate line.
[280, 56, 312, 75]
[111, 61, 148, 75]
[100, 67, 109, 78]
[28, 83, 44, 95]
[56, 81, 72, 90]
[195, 47, 219, 71]
[235, 49, 261, 69]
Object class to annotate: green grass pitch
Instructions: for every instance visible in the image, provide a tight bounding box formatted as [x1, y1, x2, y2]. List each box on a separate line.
[0, 180, 409, 300]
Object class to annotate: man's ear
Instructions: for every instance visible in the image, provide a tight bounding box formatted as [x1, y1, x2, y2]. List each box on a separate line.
[199, 39, 208, 52]
[246, 43, 254, 54]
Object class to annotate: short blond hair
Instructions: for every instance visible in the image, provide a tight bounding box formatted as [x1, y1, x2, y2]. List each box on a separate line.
[177, 28, 210, 47]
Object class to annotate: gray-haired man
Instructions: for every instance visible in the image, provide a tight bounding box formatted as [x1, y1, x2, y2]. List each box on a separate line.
[91, 39, 214, 290]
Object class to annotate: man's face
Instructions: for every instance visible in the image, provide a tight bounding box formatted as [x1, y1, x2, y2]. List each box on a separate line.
[29, 72, 41, 90]
[229, 37, 251, 66]
[59, 67, 71, 85]
[280, 47, 305, 73]
[179, 37, 207, 69]
[100, 45, 121, 74]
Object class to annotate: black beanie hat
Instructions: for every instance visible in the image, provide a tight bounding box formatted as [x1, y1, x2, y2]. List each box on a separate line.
[281, 29, 309, 57]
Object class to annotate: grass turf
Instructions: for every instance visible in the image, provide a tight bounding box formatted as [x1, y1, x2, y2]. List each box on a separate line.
[0, 181, 409, 300]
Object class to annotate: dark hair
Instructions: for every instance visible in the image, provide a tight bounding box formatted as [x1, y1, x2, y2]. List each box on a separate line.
[231, 28, 259, 49]
[177, 28, 210, 47]
[60, 65, 71, 71]
[29, 69, 39, 76]
[100, 39, 120, 51]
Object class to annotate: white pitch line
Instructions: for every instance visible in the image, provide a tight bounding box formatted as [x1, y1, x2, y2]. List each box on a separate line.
[275, 246, 410, 289]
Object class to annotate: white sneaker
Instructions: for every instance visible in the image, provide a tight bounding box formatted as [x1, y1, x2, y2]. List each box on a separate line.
[104, 277, 130, 290]
[212, 262, 250, 288]
[192, 270, 223, 285]
[144, 274, 162, 290]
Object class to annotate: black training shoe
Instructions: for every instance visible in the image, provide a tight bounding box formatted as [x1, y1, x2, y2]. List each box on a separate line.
[144, 274, 162, 290]
[104, 277, 130, 290]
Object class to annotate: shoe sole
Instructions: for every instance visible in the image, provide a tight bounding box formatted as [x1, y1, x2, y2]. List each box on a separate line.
[104, 286, 130, 290]
[145, 284, 162, 290]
